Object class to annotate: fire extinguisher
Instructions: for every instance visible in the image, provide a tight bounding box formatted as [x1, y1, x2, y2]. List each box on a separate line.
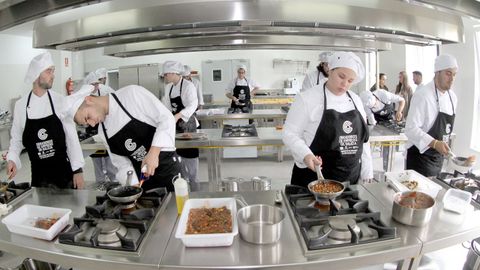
[66, 77, 74, 95]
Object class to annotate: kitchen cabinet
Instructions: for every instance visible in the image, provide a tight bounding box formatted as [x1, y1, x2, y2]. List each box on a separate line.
[118, 64, 162, 98]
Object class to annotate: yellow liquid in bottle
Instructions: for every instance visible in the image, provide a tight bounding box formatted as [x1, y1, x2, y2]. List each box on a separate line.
[176, 195, 189, 215]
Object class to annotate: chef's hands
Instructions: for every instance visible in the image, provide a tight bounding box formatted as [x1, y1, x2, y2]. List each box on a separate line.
[174, 113, 182, 123]
[73, 173, 85, 189]
[430, 139, 450, 156]
[6, 161, 17, 180]
[395, 111, 403, 122]
[304, 154, 322, 172]
[141, 146, 160, 177]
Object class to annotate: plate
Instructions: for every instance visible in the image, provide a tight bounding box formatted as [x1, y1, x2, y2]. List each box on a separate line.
[175, 133, 207, 140]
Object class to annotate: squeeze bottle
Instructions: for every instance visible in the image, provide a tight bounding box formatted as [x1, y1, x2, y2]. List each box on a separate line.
[173, 173, 189, 215]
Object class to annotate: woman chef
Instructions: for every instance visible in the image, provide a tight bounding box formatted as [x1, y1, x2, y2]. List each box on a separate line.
[405, 55, 458, 177]
[283, 52, 373, 187]
[7, 52, 85, 189]
[71, 85, 181, 191]
[225, 65, 259, 112]
[162, 61, 200, 187]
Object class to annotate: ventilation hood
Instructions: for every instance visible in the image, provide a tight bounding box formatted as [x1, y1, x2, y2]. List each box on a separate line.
[32, 0, 464, 56]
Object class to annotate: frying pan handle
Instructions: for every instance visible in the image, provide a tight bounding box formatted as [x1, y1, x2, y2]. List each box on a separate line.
[234, 195, 248, 208]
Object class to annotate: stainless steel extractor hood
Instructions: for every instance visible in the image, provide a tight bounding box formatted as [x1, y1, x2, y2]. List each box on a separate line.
[32, 0, 465, 55]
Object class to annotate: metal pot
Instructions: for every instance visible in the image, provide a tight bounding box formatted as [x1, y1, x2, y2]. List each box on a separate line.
[252, 176, 271, 191]
[464, 238, 480, 270]
[107, 186, 143, 204]
[391, 191, 435, 226]
[236, 196, 285, 244]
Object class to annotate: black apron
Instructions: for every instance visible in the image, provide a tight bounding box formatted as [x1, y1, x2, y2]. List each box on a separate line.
[371, 93, 395, 122]
[406, 88, 455, 177]
[89, 89, 109, 158]
[291, 84, 369, 187]
[169, 79, 199, 159]
[230, 78, 252, 110]
[101, 93, 180, 191]
[23, 91, 73, 188]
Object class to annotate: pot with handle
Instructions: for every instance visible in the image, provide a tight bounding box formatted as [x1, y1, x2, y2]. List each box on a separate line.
[235, 195, 285, 245]
[391, 191, 435, 226]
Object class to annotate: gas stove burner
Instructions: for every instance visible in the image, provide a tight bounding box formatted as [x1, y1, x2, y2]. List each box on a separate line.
[0, 181, 31, 204]
[228, 107, 251, 114]
[96, 220, 128, 247]
[222, 124, 258, 138]
[322, 217, 361, 243]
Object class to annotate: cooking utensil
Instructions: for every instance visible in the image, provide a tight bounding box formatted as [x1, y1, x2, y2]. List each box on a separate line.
[315, 164, 324, 180]
[107, 186, 143, 204]
[235, 195, 285, 244]
[252, 176, 271, 191]
[391, 191, 435, 226]
[307, 179, 345, 201]
[274, 190, 282, 205]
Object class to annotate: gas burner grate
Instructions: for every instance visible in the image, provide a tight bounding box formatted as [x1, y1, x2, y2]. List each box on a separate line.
[0, 181, 31, 204]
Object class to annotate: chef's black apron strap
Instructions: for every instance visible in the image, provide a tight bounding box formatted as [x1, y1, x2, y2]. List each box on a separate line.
[290, 83, 368, 187]
[111, 93, 135, 120]
[23, 90, 73, 188]
[406, 87, 455, 177]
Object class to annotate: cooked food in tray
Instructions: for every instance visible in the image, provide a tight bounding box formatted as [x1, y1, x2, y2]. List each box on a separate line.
[401, 180, 419, 190]
[186, 206, 232, 234]
[34, 217, 59, 230]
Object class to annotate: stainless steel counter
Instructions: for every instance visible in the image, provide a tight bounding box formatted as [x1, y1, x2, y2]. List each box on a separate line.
[196, 108, 287, 121]
[0, 183, 478, 270]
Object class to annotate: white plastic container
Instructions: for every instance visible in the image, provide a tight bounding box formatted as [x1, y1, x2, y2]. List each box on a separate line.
[385, 170, 443, 198]
[443, 188, 472, 214]
[2, 204, 71, 241]
[175, 197, 238, 247]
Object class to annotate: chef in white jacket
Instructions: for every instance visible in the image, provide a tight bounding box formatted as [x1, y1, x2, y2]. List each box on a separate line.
[71, 85, 180, 191]
[283, 52, 372, 187]
[405, 54, 458, 177]
[225, 65, 259, 112]
[301, 51, 332, 91]
[183, 65, 204, 109]
[162, 61, 199, 187]
[359, 89, 405, 126]
[83, 69, 118, 183]
[7, 52, 85, 189]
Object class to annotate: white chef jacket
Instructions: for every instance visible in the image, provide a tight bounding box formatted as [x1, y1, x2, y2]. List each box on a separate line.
[302, 69, 327, 91]
[225, 77, 259, 94]
[405, 81, 457, 153]
[365, 89, 404, 125]
[7, 90, 85, 171]
[96, 84, 115, 96]
[191, 77, 204, 106]
[163, 79, 198, 122]
[283, 84, 373, 180]
[99, 85, 176, 185]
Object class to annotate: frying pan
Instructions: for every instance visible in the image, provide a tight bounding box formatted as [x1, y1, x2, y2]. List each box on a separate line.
[107, 186, 143, 204]
[307, 165, 345, 201]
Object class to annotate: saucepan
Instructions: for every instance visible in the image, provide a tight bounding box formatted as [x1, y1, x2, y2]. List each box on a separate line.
[107, 186, 143, 204]
[391, 191, 435, 226]
[235, 195, 285, 244]
[307, 165, 345, 201]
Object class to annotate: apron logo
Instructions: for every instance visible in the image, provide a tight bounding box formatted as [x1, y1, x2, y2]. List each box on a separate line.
[37, 129, 48, 140]
[124, 139, 137, 152]
[342, 121, 353, 134]
[446, 123, 451, 134]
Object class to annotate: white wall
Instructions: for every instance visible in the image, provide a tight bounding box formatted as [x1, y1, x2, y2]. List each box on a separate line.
[441, 17, 480, 170]
[0, 34, 74, 112]
[377, 43, 406, 92]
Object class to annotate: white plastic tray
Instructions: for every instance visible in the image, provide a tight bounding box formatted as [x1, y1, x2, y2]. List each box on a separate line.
[2, 204, 71, 241]
[385, 170, 443, 198]
[443, 188, 472, 214]
[175, 197, 238, 247]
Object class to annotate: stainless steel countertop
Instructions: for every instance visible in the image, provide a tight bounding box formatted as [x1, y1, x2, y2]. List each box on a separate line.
[0, 188, 177, 270]
[1, 183, 479, 269]
[81, 126, 406, 150]
[196, 108, 287, 121]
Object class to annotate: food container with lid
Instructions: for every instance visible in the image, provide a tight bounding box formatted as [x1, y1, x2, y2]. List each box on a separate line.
[442, 188, 472, 214]
[175, 198, 238, 247]
[2, 204, 71, 240]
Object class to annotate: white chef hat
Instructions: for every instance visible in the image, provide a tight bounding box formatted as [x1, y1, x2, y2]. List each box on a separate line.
[24, 52, 54, 85]
[162, 61, 184, 75]
[434, 54, 458, 72]
[359, 90, 375, 108]
[94, 68, 108, 79]
[328, 52, 365, 84]
[318, 52, 333, 63]
[83, 72, 99, 85]
[183, 65, 192, 76]
[237, 64, 247, 72]
[65, 84, 95, 119]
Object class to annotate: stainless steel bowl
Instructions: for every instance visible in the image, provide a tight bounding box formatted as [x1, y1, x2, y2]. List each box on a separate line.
[307, 179, 345, 201]
[237, 204, 285, 244]
[391, 191, 435, 226]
